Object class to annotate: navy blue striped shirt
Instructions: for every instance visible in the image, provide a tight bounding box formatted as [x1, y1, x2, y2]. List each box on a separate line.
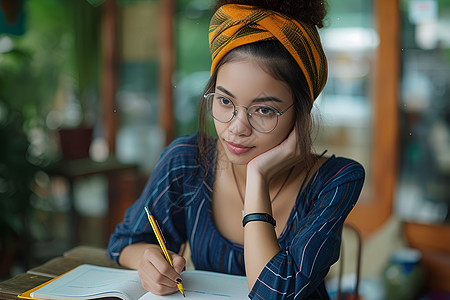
[107, 133, 365, 299]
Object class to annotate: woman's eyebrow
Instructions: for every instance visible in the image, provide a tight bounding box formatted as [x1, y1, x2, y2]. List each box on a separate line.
[252, 96, 283, 104]
[216, 86, 235, 98]
[216, 85, 284, 104]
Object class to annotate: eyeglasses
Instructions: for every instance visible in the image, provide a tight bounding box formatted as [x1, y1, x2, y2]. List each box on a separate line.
[204, 93, 293, 133]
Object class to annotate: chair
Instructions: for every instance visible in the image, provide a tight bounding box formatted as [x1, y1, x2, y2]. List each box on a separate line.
[336, 223, 363, 300]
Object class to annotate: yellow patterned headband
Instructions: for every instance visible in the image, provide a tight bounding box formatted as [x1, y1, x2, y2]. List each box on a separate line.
[209, 4, 328, 100]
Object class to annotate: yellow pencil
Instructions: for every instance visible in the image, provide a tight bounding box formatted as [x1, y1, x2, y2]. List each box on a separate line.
[144, 206, 185, 297]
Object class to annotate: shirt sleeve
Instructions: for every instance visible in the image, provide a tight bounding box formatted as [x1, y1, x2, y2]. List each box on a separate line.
[249, 160, 365, 299]
[106, 137, 196, 265]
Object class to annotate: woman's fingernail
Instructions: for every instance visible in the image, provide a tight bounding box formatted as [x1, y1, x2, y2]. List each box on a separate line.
[176, 278, 183, 284]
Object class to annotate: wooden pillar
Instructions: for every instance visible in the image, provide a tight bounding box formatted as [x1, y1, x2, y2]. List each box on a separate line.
[159, 0, 175, 145]
[346, 0, 400, 238]
[101, 0, 119, 154]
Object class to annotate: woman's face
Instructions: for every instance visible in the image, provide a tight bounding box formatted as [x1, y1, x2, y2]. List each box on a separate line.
[213, 59, 295, 165]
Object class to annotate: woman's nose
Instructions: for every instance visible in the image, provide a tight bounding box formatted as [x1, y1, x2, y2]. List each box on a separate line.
[228, 106, 252, 135]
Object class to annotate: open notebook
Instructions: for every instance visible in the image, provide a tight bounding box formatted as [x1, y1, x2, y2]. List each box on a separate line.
[19, 264, 249, 300]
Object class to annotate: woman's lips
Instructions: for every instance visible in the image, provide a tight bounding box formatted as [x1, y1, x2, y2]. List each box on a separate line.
[225, 141, 253, 154]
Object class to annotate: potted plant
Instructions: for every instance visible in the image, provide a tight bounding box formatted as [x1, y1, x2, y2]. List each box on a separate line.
[55, 0, 102, 161]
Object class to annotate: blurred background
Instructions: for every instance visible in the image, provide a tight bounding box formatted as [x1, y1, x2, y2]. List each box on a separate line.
[0, 0, 449, 299]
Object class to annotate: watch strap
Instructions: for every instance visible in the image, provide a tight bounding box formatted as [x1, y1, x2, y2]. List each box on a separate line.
[242, 213, 276, 227]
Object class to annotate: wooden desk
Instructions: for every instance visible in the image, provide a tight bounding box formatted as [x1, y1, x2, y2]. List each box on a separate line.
[0, 246, 121, 300]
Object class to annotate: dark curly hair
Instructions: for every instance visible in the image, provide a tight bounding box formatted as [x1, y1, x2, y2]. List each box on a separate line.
[214, 0, 328, 28]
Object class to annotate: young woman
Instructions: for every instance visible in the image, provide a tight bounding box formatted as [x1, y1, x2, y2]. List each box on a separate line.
[107, 1, 365, 299]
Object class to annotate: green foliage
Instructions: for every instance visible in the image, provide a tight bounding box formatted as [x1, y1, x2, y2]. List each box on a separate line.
[0, 0, 74, 128]
[0, 0, 72, 249]
[0, 48, 36, 119]
[439, 0, 450, 7]
[175, 0, 214, 75]
[66, 0, 101, 121]
[0, 0, 102, 129]
[0, 111, 38, 248]
[176, 15, 212, 75]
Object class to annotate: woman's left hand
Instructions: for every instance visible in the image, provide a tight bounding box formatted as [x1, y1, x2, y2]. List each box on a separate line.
[247, 126, 301, 183]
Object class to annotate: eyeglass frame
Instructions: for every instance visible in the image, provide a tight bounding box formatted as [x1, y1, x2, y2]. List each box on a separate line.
[203, 92, 294, 133]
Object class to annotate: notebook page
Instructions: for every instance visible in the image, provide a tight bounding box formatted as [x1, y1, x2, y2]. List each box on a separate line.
[31, 265, 147, 300]
[138, 270, 249, 299]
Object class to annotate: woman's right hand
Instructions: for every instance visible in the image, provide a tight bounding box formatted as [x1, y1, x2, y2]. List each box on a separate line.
[119, 243, 186, 295]
[247, 126, 300, 184]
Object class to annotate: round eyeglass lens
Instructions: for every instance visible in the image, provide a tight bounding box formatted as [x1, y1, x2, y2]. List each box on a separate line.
[207, 94, 235, 123]
[247, 105, 278, 132]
